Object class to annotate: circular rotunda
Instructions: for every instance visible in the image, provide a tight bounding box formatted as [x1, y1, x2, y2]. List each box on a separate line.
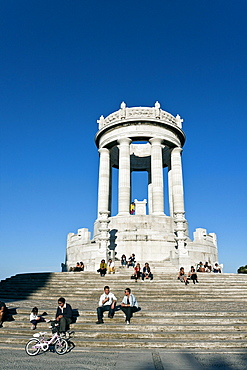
[66, 102, 218, 272]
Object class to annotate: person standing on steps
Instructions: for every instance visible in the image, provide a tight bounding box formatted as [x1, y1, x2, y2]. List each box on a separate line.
[96, 286, 117, 324]
[55, 297, 73, 335]
[120, 288, 139, 325]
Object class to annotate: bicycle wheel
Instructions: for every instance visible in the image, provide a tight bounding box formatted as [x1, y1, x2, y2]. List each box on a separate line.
[54, 338, 68, 355]
[25, 338, 41, 356]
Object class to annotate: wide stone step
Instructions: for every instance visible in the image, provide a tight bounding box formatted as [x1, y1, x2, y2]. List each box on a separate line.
[0, 335, 246, 349]
[7, 308, 247, 318]
[3, 321, 247, 331]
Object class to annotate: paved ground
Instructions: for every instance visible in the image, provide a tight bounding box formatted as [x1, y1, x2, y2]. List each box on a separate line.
[0, 346, 246, 369]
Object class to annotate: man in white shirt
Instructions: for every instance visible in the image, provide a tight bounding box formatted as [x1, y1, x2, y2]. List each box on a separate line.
[107, 259, 115, 274]
[120, 287, 138, 325]
[96, 286, 117, 324]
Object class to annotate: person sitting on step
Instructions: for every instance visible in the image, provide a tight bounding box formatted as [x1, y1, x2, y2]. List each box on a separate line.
[132, 262, 141, 282]
[142, 263, 153, 281]
[213, 263, 222, 273]
[96, 286, 117, 324]
[197, 261, 205, 272]
[121, 254, 127, 267]
[204, 261, 212, 272]
[55, 297, 73, 335]
[127, 254, 136, 268]
[30, 307, 50, 330]
[107, 259, 115, 274]
[0, 301, 7, 328]
[120, 288, 139, 325]
[97, 259, 107, 276]
[79, 261, 84, 271]
[188, 266, 199, 284]
[178, 267, 189, 285]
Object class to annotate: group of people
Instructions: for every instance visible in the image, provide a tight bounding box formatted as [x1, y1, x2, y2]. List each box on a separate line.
[121, 253, 136, 268]
[97, 259, 115, 276]
[178, 266, 199, 285]
[96, 285, 139, 325]
[29, 297, 73, 336]
[28, 286, 139, 334]
[29, 285, 139, 333]
[196, 261, 222, 273]
[132, 262, 153, 282]
[69, 262, 84, 272]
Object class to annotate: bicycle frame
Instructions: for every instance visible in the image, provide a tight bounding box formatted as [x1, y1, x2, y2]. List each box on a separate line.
[29, 331, 65, 352]
[25, 330, 74, 356]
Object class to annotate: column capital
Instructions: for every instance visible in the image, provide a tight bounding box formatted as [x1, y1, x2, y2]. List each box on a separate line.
[118, 137, 132, 145]
[98, 147, 109, 155]
[172, 146, 183, 154]
[149, 137, 163, 146]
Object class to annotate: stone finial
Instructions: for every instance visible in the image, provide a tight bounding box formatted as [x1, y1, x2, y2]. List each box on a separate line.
[175, 114, 183, 128]
[120, 101, 126, 119]
[97, 115, 105, 129]
[154, 101, 160, 118]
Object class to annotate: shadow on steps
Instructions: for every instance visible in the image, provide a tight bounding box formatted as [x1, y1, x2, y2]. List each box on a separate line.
[0, 272, 53, 303]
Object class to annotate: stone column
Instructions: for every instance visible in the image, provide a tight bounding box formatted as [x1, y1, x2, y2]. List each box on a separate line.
[97, 147, 110, 217]
[168, 165, 174, 218]
[118, 137, 131, 215]
[148, 170, 153, 215]
[98, 211, 110, 260]
[149, 137, 164, 215]
[171, 147, 187, 249]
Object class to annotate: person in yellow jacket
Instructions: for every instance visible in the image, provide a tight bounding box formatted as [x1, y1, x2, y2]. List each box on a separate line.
[97, 259, 107, 276]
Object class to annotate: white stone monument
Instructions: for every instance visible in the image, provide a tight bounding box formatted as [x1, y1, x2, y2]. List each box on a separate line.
[65, 102, 219, 272]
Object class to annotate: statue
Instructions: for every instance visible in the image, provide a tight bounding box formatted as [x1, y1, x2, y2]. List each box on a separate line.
[120, 101, 126, 119]
[154, 101, 160, 118]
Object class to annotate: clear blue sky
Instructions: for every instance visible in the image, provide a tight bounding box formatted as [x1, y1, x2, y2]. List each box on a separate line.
[0, 0, 246, 280]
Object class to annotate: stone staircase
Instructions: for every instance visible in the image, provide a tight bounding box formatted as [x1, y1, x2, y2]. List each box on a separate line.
[0, 270, 247, 349]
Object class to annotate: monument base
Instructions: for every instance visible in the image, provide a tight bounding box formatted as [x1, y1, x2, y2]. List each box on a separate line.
[66, 214, 218, 273]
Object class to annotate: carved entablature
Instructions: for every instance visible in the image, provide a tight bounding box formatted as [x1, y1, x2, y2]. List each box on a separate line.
[97, 102, 182, 130]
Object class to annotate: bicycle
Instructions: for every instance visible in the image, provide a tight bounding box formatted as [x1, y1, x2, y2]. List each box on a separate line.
[25, 331, 68, 356]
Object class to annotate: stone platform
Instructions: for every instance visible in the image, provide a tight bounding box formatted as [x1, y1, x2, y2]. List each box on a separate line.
[0, 270, 246, 349]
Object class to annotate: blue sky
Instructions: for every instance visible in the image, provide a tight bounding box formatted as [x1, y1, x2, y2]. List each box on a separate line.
[0, 0, 246, 280]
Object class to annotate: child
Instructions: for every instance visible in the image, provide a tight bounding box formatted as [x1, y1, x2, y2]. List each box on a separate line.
[30, 307, 50, 330]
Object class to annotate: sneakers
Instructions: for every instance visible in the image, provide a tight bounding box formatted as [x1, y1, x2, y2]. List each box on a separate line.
[126, 321, 130, 325]
[45, 319, 50, 323]
[108, 315, 113, 319]
[96, 320, 104, 324]
[31, 324, 36, 330]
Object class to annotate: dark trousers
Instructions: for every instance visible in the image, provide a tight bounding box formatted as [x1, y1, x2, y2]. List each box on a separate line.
[59, 317, 72, 332]
[142, 273, 153, 280]
[97, 305, 115, 321]
[120, 306, 138, 322]
[190, 273, 198, 283]
[30, 316, 46, 325]
[97, 268, 107, 276]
